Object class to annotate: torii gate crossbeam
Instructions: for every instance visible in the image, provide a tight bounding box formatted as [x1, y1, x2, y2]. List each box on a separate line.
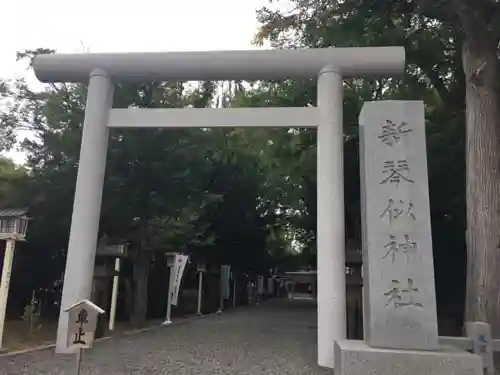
[32, 47, 405, 369]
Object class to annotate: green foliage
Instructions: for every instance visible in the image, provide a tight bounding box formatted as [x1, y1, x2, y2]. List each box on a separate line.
[21, 294, 41, 335]
[0, 157, 28, 205]
[254, 0, 471, 318]
[0, 55, 295, 318]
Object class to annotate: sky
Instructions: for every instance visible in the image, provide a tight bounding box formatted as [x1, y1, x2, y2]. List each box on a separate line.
[2, 0, 278, 164]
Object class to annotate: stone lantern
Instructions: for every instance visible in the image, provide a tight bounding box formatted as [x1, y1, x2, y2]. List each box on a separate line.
[0, 208, 30, 241]
[0, 208, 31, 350]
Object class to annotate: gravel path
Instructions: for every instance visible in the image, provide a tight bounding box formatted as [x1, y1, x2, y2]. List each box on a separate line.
[0, 299, 330, 375]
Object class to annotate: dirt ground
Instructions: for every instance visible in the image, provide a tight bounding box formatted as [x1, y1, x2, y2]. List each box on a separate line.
[2, 318, 163, 352]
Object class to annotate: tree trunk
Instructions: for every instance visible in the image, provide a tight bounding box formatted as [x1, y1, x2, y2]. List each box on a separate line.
[123, 278, 134, 319]
[463, 37, 500, 339]
[131, 253, 150, 326]
[131, 201, 151, 326]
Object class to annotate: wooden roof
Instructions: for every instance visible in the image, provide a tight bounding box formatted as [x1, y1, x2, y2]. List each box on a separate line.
[0, 208, 29, 217]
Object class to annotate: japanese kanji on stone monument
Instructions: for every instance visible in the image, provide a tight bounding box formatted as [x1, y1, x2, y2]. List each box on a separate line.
[334, 101, 482, 375]
[361, 100, 438, 350]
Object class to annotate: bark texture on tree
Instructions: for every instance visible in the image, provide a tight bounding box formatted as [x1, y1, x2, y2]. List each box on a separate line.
[131, 253, 150, 326]
[462, 35, 500, 340]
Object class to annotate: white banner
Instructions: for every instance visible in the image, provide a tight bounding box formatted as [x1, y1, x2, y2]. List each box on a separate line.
[171, 254, 189, 306]
[221, 265, 231, 300]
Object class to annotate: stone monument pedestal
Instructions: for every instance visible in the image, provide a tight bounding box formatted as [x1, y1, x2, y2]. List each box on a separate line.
[334, 340, 482, 375]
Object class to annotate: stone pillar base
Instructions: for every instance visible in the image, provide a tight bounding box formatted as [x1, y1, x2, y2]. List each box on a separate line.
[334, 340, 482, 375]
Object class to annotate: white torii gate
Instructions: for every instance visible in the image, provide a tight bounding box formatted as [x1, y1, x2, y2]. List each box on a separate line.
[32, 47, 405, 368]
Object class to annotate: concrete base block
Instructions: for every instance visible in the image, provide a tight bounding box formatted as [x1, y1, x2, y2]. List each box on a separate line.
[334, 340, 482, 375]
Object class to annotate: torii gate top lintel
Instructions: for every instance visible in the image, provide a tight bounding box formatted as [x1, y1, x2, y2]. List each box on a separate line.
[33, 47, 405, 83]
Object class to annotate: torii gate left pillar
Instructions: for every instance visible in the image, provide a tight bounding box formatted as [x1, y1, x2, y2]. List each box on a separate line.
[33, 47, 405, 368]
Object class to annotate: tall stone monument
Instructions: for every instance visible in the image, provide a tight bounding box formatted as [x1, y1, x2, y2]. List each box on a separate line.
[334, 101, 482, 375]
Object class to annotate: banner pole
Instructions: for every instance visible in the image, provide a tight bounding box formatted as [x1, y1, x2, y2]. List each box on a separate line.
[164, 263, 175, 324]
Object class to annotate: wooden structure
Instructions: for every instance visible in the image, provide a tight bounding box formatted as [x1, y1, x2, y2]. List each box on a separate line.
[0, 208, 30, 241]
[277, 248, 363, 339]
[92, 236, 131, 334]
